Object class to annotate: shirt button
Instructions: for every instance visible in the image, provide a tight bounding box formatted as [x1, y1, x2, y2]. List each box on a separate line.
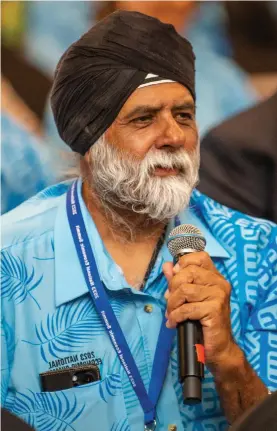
[144, 304, 153, 313]
[168, 425, 177, 431]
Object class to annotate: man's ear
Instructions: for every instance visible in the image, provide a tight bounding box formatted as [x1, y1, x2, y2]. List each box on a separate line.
[84, 150, 90, 163]
[104, 126, 113, 144]
[80, 152, 91, 179]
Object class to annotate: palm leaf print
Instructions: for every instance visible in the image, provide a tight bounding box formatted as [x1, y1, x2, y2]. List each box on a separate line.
[29, 183, 69, 201]
[36, 391, 85, 431]
[1, 373, 9, 406]
[99, 374, 123, 403]
[1, 318, 15, 366]
[1, 250, 42, 309]
[23, 298, 105, 362]
[4, 393, 16, 413]
[1, 319, 16, 402]
[11, 390, 85, 431]
[10, 233, 36, 248]
[109, 292, 132, 317]
[110, 418, 130, 431]
[11, 390, 37, 429]
[109, 338, 149, 410]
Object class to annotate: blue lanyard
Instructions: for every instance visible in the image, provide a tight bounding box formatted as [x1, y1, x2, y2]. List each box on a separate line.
[66, 181, 176, 430]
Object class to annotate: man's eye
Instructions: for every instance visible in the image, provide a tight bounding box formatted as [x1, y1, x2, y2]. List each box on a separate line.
[132, 115, 153, 123]
[176, 113, 193, 121]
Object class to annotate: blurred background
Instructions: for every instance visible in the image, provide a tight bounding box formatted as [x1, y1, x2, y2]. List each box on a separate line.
[1, 1, 277, 215]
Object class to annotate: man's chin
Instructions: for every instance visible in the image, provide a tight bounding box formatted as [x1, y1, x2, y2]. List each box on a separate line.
[138, 197, 192, 222]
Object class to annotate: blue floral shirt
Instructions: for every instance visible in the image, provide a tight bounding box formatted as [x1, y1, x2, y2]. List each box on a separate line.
[1, 179, 277, 431]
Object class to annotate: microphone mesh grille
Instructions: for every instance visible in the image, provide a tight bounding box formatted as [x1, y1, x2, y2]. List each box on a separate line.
[167, 224, 206, 257]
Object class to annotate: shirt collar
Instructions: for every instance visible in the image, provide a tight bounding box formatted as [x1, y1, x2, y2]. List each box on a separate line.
[54, 179, 229, 307]
[160, 207, 230, 263]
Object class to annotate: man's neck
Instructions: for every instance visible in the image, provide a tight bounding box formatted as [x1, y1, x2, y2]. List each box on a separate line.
[82, 180, 167, 289]
[82, 180, 166, 245]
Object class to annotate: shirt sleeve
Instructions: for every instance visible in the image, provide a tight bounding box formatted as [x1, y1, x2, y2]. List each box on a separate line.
[245, 225, 277, 391]
[1, 313, 15, 406]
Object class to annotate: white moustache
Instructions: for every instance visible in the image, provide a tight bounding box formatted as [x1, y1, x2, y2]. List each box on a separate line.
[141, 149, 192, 174]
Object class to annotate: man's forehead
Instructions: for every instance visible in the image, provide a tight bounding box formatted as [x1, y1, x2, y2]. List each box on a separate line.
[118, 82, 194, 117]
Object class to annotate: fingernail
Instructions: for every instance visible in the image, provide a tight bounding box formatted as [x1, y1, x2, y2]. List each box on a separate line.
[165, 310, 168, 318]
[166, 319, 174, 329]
[164, 289, 169, 299]
[173, 263, 180, 273]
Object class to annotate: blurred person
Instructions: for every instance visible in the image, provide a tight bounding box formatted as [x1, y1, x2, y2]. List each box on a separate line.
[24, 1, 94, 77]
[1, 76, 42, 137]
[1, 11, 276, 431]
[1, 77, 60, 214]
[1, 111, 59, 214]
[225, 2, 277, 74]
[1, 77, 70, 214]
[199, 90, 277, 223]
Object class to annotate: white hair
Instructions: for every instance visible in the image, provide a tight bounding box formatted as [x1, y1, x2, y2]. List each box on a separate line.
[82, 134, 200, 239]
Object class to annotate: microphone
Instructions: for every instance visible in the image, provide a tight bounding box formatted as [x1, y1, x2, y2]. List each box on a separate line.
[167, 224, 206, 404]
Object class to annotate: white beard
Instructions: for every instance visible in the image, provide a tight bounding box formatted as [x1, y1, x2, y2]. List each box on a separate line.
[85, 135, 200, 223]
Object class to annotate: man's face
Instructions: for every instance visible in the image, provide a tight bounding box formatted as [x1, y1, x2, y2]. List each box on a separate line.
[106, 82, 198, 165]
[85, 83, 200, 222]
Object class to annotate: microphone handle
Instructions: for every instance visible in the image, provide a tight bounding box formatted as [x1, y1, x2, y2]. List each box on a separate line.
[175, 253, 204, 404]
[178, 320, 204, 404]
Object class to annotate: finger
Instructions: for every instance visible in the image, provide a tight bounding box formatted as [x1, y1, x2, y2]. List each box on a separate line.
[177, 251, 224, 278]
[163, 262, 174, 283]
[166, 301, 212, 328]
[163, 262, 174, 300]
[166, 283, 222, 315]
[169, 265, 230, 294]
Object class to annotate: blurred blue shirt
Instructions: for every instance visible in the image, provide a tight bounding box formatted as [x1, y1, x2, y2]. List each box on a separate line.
[1, 113, 58, 214]
[24, 1, 94, 78]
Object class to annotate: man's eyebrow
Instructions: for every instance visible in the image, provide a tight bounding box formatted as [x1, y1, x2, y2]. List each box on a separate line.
[122, 105, 163, 120]
[122, 101, 195, 120]
[172, 102, 195, 113]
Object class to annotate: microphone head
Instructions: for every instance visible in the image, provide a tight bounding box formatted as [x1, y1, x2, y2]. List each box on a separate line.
[167, 224, 206, 258]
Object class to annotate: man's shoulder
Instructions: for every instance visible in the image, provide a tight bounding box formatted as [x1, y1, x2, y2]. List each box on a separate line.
[191, 190, 277, 243]
[1, 181, 71, 251]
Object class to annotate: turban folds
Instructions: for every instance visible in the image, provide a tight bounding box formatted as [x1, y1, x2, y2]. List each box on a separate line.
[51, 11, 195, 155]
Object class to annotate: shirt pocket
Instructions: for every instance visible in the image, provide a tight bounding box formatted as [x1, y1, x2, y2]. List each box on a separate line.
[9, 373, 130, 431]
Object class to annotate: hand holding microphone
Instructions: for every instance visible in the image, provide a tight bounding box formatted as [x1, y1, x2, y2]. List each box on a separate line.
[164, 224, 235, 404]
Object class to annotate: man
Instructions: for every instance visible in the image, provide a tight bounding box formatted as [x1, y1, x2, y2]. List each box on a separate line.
[1, 11, 276, 431]
[199, 90, 277, 223]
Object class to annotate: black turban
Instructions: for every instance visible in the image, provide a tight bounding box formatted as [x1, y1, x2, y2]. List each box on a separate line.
[51, 10, 195, 155]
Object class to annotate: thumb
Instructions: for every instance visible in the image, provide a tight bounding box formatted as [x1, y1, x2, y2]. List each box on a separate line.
[162, 262, 174, 283]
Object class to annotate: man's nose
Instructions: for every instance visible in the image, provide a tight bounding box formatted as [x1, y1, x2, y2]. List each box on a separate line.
[155, 116, 185, 150]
